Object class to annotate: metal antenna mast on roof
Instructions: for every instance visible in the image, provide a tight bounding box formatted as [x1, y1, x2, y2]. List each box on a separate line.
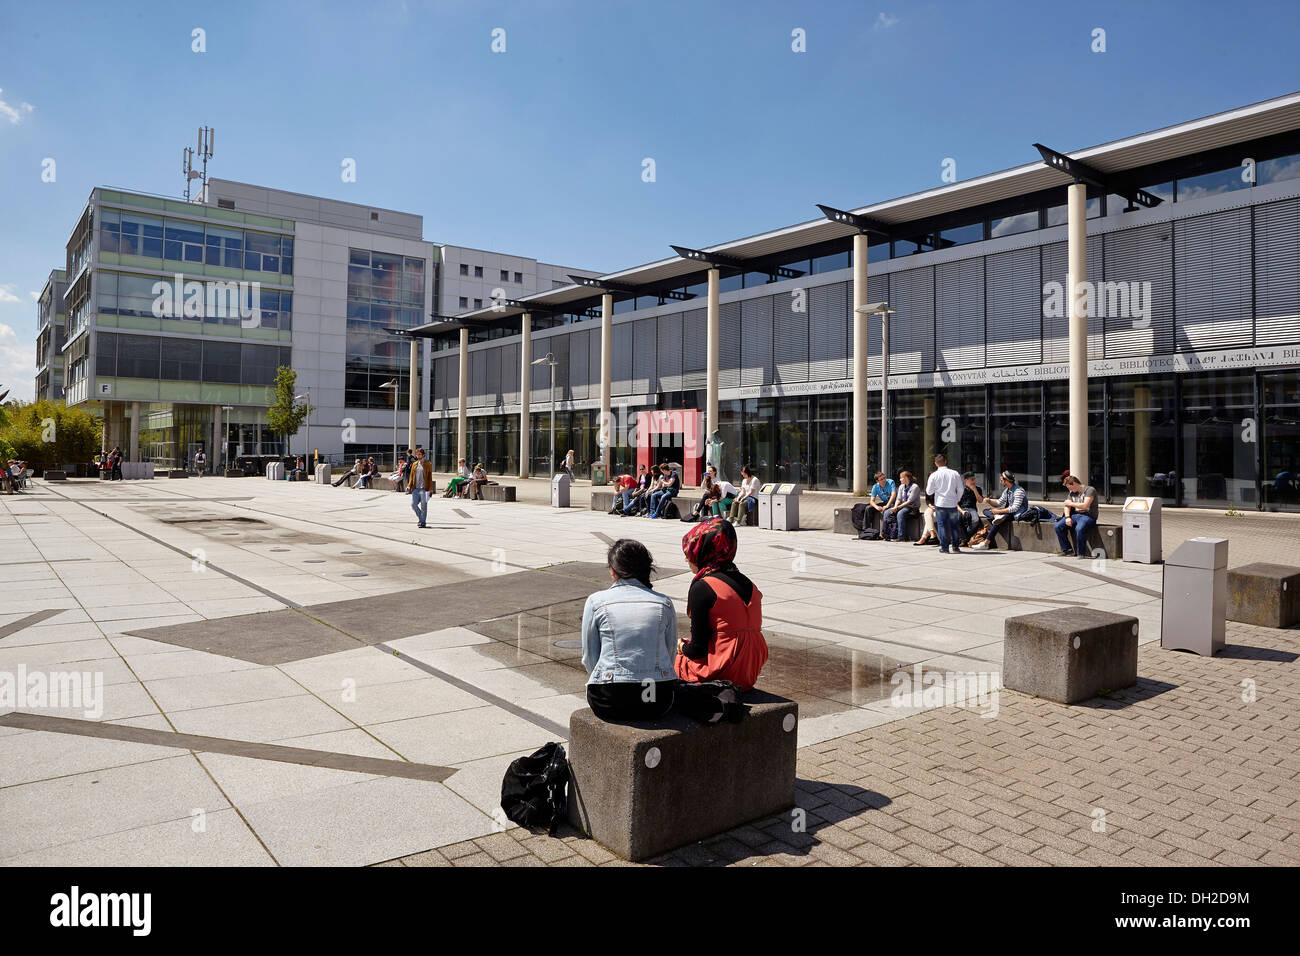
[183, 126, 215, 202]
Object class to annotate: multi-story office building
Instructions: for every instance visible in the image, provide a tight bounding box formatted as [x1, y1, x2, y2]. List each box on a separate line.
[426, 92, 1300, 512]
[52, 178, 594, 468]
[34, 269, 67, 401]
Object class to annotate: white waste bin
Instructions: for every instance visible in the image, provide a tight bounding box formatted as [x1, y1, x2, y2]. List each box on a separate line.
[551, 472, 571, 508]
[770, 483, 802, 531]
[314, 463, 331, 484]
[267, 462, 284, 481]
[1122, 496, 1162, 563]
[755, 483, 777, 530]
[1161, 536, 1228, 656]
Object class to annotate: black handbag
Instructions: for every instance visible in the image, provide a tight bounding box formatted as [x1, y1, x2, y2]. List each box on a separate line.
[500, 742, 569, 835]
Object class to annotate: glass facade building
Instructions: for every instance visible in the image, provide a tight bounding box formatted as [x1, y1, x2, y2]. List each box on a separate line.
[429, 98, 1300, 511]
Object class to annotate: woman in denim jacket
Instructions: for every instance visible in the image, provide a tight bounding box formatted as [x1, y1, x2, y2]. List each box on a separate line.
[580, 539, 678, 721]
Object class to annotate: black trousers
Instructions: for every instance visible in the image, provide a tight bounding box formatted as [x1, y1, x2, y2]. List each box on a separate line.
[586, 681, 675, 722]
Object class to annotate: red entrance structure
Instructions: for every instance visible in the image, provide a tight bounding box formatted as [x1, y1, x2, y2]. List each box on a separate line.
[635, 409, 704, 486]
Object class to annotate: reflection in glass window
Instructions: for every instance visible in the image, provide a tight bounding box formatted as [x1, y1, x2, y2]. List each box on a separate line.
[990, 210, 1038, 238]
[1258, 153, 1300, 186]
[1176, 166, 1251, 202]
[810, 250, 850, 274]
[941, 222, 984, 245]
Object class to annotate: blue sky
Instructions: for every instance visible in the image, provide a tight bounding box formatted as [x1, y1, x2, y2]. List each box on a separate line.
[2, 0, 1298, 400]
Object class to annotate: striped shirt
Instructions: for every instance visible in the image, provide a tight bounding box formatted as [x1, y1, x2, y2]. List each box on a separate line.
[995, 484, 1028, 516]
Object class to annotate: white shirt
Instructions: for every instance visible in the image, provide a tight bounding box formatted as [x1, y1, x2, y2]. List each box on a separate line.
[716, 480, 738, 498]
[926, 466, 963, 508]
[740, 476, 760, 498]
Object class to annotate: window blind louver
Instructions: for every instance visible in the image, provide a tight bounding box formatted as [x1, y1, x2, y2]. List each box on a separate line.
[985, 247, 1038, 367]
[657, 313, 684, 391]
[1255, 198, 1300, 345]
[1042, 236, 1105, 363]
[1174, 207, 1252, 353]
[937, 257, 987, 369]
[682, 308, 707, 390]
[633, 319, 656, 393]
[1104, 223, 1173, 358]
[774, 290, 809, 383]
[888, 268, 934, 375]
[740, 296, 774, 386]
[809, 281, 849, 381]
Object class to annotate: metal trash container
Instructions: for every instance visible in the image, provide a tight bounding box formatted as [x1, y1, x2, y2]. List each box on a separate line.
[314, 463, 331, 484]
[1122, 496, 1162, 564]
[590, 461, 608, 486]
[755, 483, 777, 529]
[551, 472, 571, 508]
[267, 461, 285, 481]
[770, 483, 802, 531]
[1161, 536, 1228, 656]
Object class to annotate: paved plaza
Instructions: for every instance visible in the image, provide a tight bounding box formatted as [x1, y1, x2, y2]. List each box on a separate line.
[1, 475, 1297, 867]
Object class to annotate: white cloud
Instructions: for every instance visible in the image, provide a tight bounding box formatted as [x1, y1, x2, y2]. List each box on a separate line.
[29, 291, 39, 301]
[875, 12, 900, 30]
[0, 321, 37, 401]
[0, 284, 22, 304]
[0, 89, 35, 126]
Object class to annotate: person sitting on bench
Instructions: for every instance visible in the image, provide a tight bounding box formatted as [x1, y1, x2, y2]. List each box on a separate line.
[727, 465, 760, 524]
[287, 457, 306, 481]
[616, 465, 652, 515]
[646, 463, 680, 519]
[579, 538, 677, 722]
[681, 466, 718, 522]
[608, 469, 638, 514]
[465, 462, 490, 499]
[982, 470, 1028, 540]
[1053, 474, 1098, 558]
[333, 457, 363, 487]
[885, 471, 920, 541]
[864, 471, 897, 534]
[445, 459, 470, 498]
[675, 517, 768, 691]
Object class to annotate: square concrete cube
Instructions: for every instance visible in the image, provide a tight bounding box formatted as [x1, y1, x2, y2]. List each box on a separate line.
[566, 691, 797, 861]
[1228, 563, 1300, 628]
[1004, 607, 1139, 704]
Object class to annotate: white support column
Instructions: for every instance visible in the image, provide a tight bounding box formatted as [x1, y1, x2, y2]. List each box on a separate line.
[407, 337, 419, 455]
[851, 232, 870, 494]
[519, 313, 531, 478]
[600, 293, 613, 464]
[457, 327, 468, 464]
[129, 401, 140, 462]
[705, 267, 720, 441]
[211, 404, 221, 472]
[1067, 182, 1089, 483]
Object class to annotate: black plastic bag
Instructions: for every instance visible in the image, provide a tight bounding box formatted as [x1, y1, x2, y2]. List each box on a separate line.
[500, 742, 569, 835]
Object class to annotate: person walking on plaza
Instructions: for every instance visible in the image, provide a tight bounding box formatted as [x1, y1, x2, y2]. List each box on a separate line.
[579, 539, 677, 722]
[562, 449, 576, 481]
[1053, 474, 1099, 558]
[409, 447, 433, 528]
[675, 517, 768, 691]
[194, 449, 206, 475]
[925, 453, 964, 554]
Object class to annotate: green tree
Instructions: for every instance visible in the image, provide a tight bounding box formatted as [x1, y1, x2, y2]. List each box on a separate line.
[265, 366, 313, 450]
[0, 397, 102, 472]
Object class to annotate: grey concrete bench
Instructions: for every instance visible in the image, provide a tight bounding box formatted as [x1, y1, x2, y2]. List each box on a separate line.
[166, 469, 187, 479]
[595, 490, 757, 524]
[475, 483, 515, 502]
[566, 691, 798, 861]
[223, 468, 246, 478]
[1004, 607, 1139, 704]
[43, 470, 67, 481]
[1228, 563, 1300, 628]
[985, 516, 1123, 559]
[833, 506, 923, 541]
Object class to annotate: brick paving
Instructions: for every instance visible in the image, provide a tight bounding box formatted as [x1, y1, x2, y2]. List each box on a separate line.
[378, 618, 1300, 867]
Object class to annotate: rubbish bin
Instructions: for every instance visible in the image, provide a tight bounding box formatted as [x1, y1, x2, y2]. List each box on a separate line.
[314, 463, 332, 484]
[1122, 496, 1162, 564]
[1161, 536, 1228, 656]
[590, 461, 608, 486]
[755, 483, 777, 530]
[769, 483, 802, 531]
[266, 461, 285, 481]
[551, 472, 571, 508]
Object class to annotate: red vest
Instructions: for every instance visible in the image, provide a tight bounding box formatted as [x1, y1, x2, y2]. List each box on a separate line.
[675, 576, 768, 691]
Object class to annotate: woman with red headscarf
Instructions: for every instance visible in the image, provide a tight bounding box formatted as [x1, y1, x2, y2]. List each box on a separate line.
[675, 517, 768, 691]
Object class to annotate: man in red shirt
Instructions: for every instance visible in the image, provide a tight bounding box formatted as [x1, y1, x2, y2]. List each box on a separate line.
[610, 465, 647, 515]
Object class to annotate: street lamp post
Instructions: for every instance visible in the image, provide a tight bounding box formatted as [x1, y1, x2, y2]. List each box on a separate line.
[531, 352, 558, 475]
[379, 379, 398, 469]
[219, 405, 233, 473]
[293, 387, 312, 465]
[855, 301, 895, 478]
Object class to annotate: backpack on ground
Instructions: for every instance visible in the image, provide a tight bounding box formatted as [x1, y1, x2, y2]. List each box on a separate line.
[850, 503, 871, 533]
[882, 511, 898, 539]
[858, 528, 881, 541]
[500, 742, 569, 835]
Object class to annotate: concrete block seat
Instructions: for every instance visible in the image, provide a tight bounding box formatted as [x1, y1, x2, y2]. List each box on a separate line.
[223, 468, 246, 478]
[832, 506, 923, 541]
[566, 690, 798, 861]
[983, 515, 1123, 559]
[43, 470, 67, 481]
[1228, 563, 1300, 628]
[166, 469, 187, 479]
[594, 491, 758, 524]
[1003, 607, 1139, 704]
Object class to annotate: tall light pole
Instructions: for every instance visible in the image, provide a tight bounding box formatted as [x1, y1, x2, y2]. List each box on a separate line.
[531, 352, 557, 475]
[379, 379, 398, 468]
[220, 404, 233, 472]
[856, 302, 895, 478]
[293, 388, 311, 464]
